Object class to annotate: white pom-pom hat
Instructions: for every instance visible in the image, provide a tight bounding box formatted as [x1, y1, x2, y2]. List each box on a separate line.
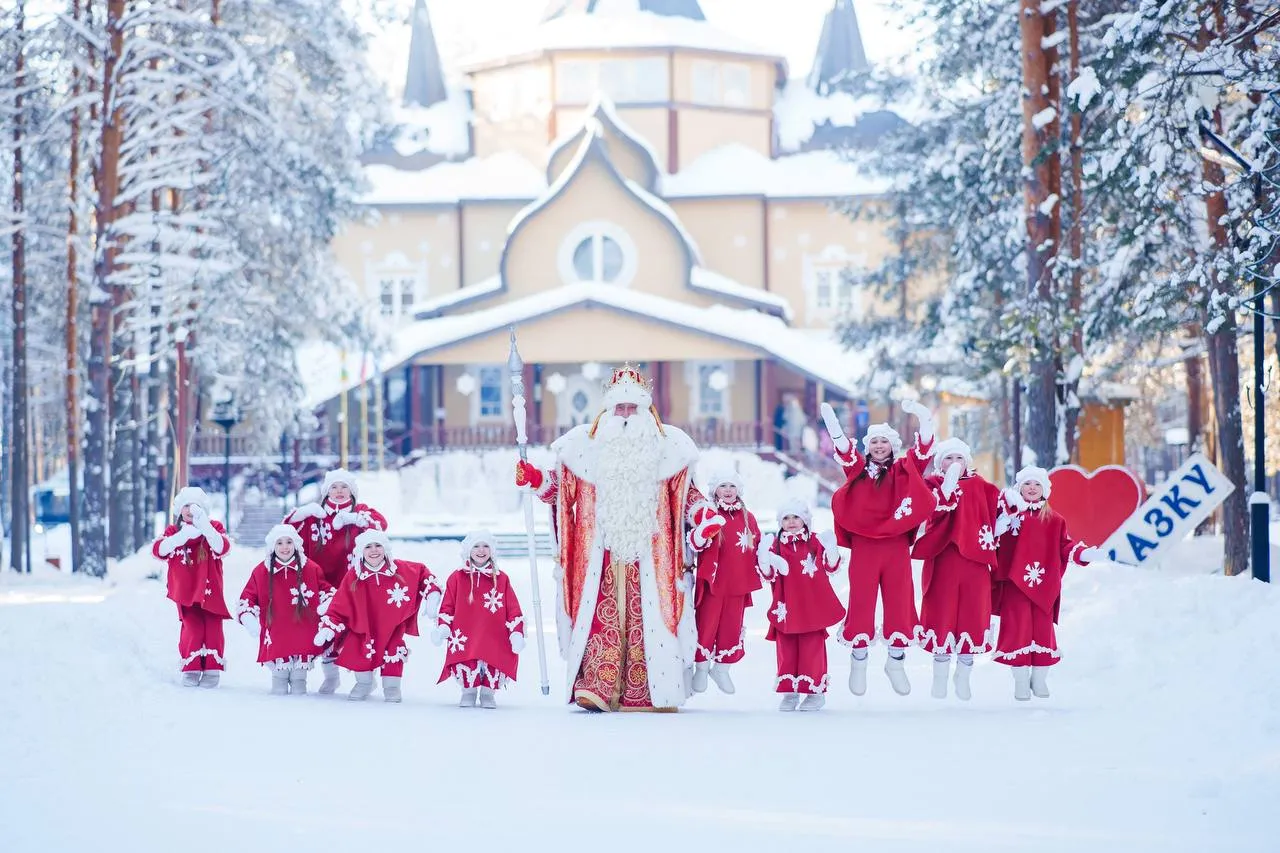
[264, 524, 305, 561]
[862, 423, 903, 454]
[776, 496, 813, 529]
[171, 486, 210, 518]
[933, 437, 973, 473]
[460, 530, 497, 563]
[1014, 466, 1052, 501]
[321, 468, 359, 503]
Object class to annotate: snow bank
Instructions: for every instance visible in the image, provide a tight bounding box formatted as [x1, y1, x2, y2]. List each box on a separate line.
[360, 152, 546, 205]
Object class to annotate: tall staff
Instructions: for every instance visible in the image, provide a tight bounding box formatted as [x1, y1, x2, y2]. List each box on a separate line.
[508, 328, 551, 695]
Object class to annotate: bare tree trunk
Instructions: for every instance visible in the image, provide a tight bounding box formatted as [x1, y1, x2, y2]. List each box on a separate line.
[84, 0, 126, 577]
[1202, 121, 1250, 575]
[1019, 0, 1063, 467]
[1062, 0, 1085, 462]
[10, 0, 30, 573]
[65, 0, 85, 572]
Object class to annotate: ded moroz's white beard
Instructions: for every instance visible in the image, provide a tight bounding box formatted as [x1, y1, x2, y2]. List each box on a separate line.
[594, 411, 664, 563]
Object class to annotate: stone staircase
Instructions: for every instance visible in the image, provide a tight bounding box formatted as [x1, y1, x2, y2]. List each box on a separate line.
[236, 503, 288, 546]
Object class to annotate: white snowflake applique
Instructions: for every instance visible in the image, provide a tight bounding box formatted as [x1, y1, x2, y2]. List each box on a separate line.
[1023, 562, 1045, 587]
[263, 629, 272, 648]
[386, 583, 411, 608]
[446, 629, 469, 653]
[866, 461, 883, 480]
[311, 522, 333, 546]
[801, 555, 818, 577]
[364, 638, 377, 660]
[290, 583, 314, 606]
[771, 602, 787, 622]
[736, 528, 756, 553]
[482, 589, 504, 613]
[1009, 513, 1024, 536]
[978, 525, 996, 551]
[893, 498, 913, 521]
[177, 549, 193, 566]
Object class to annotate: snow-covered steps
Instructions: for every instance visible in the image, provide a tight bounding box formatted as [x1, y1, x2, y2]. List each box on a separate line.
[235, 504, 287, 545]
[490, 530, 555, 559]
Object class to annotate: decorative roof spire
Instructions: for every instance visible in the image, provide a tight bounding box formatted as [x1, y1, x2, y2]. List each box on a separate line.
[541, 0, 706, 21]
[807, 0, 870, 95]
[403, 0, 448, 108]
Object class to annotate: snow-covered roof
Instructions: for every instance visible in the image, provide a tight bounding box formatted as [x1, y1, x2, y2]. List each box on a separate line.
[413, 275, 505, 319]
[359, 152, 546, 205]
[774, 81, 878, 152]
[689, 267, 791, 320]
[461, 10, 785, 72]
[388, 86, 473, 159]
[663, 143, 890, 199]
[302, 282, 866, 407]
[547, 95, 662, 191]
[542, 0, 707, 21]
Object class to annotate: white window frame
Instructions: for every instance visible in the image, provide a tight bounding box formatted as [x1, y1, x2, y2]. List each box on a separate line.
[803, 246, 866, 324]
[684, 360, 734, 421]
[469, 364, 508, 425]
[690, 60, 753, 108]
[366, 250, 428, 321]
[556, 220, 639, 287]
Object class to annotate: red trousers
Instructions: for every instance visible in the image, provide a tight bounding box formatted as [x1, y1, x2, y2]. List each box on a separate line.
[694, 588, 749, 664]
[841, 534, 918, 649]
[178, 604, 226, 672]
[993, 590, 1059, 667]
[774, 630, 829, 694]
[920, 547, 993, 654]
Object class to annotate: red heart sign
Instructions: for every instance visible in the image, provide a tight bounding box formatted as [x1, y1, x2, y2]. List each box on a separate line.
[1048, 465, 1147, 547]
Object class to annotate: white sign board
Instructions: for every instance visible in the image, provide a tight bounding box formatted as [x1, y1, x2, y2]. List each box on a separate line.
[1102, 453, 1235, 566]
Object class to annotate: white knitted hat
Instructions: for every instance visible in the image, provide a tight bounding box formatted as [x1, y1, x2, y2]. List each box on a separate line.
[321, 468, 359, 503]
[353, 528, 393, 560]
[776, 496, 813, 529]
[933, 437, 973, 473]
[706, 469, 745, 500]
[171, 486, 210, 518]
[264, 524, 305, 561]
[1014, 466, 1052, 500]
[862, 423, 903, 454]
[460, 530, 497, 563]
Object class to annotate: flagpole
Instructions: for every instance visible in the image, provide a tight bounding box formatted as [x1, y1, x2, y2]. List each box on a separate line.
[508, 327, 551, 695]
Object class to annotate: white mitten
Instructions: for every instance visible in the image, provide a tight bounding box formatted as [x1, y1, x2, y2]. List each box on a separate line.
[420, 590, 442, 622]
[156, 529, 191, 557]
[313, 626, 336, 647]
[773, 554, 790, 577]
[940, 462, 963, 499]
[430, 624, 449, 646]
[292, 502, 324, 522]
[1078, 546, 1104, 564]
[180, 523, 204, 543]
[330, 511, 352, 531]
[819, 402, 852, 454]
[240, 613, 261, 639]
[317, 589, 334, 616]
[900, 398, 935, 444]
[816, 530, 839, 561]
[994, 512, 1013, 537]
[510, 633, 526, 653]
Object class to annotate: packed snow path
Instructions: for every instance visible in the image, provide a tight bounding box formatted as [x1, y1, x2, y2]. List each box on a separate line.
[2, 541, 1277, 852]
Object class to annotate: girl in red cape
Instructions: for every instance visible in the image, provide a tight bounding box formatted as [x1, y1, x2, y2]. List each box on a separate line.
[236, 524, 335, 695]
[285, 468, 388, 694]
[431, 531, 526, 710]
[913, 437, 1002, 700]
[688, 469, 763, 696]
[152, 486, 231, 687]
[758, 497, 845, 711]
[821, 399, 936, 697]
[314, 530, 442, 703]
[993, 467, 1102, 700]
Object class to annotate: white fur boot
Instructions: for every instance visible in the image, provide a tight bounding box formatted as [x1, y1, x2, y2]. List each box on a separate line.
[884, 651, 910, 696]
[798, 693, 826, 711]
[692, 661, 710, 693]
[348, 671, 375, 701]
[848, 651, 868, 696]
[318, 659, 340, 695]
[289, 668, 307, 695]
[181, 671, 201, 687]
[953, 655, 973, 701]
[459, 688, 478, 708]
[478, 687, 497, 709]
[778, 693, 801, 711]
[709, 663, 736, 695]
[931, 655, 950, 699]
[382, 675, 403, 703]
[270, 672, 290, 695]
[1013, 666, 1032, 701]
[1030, 666, 1051, 698]
[199, 671, 220, 689]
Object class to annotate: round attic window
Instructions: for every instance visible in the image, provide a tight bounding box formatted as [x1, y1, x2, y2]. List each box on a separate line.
[557, 220, 638, 287]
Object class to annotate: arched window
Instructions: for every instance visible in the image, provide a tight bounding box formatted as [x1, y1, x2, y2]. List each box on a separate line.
[557, 221, 637, 286]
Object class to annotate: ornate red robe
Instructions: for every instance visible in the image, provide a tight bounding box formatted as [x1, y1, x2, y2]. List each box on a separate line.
[537, 423, 703, 711]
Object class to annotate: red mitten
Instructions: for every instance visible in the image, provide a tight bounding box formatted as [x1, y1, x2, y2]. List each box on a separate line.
[515, 459, 544, 490]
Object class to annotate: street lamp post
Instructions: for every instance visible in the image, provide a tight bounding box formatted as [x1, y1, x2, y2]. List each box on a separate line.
[211, 397, 241, 534]
[1198, 122, 1270, 583]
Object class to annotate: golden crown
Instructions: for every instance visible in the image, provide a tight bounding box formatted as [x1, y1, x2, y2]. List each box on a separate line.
[604, 363, 653, 392]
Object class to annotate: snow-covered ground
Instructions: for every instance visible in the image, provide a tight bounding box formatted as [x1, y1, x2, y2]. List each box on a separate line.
[3, 526, 1279, 852]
